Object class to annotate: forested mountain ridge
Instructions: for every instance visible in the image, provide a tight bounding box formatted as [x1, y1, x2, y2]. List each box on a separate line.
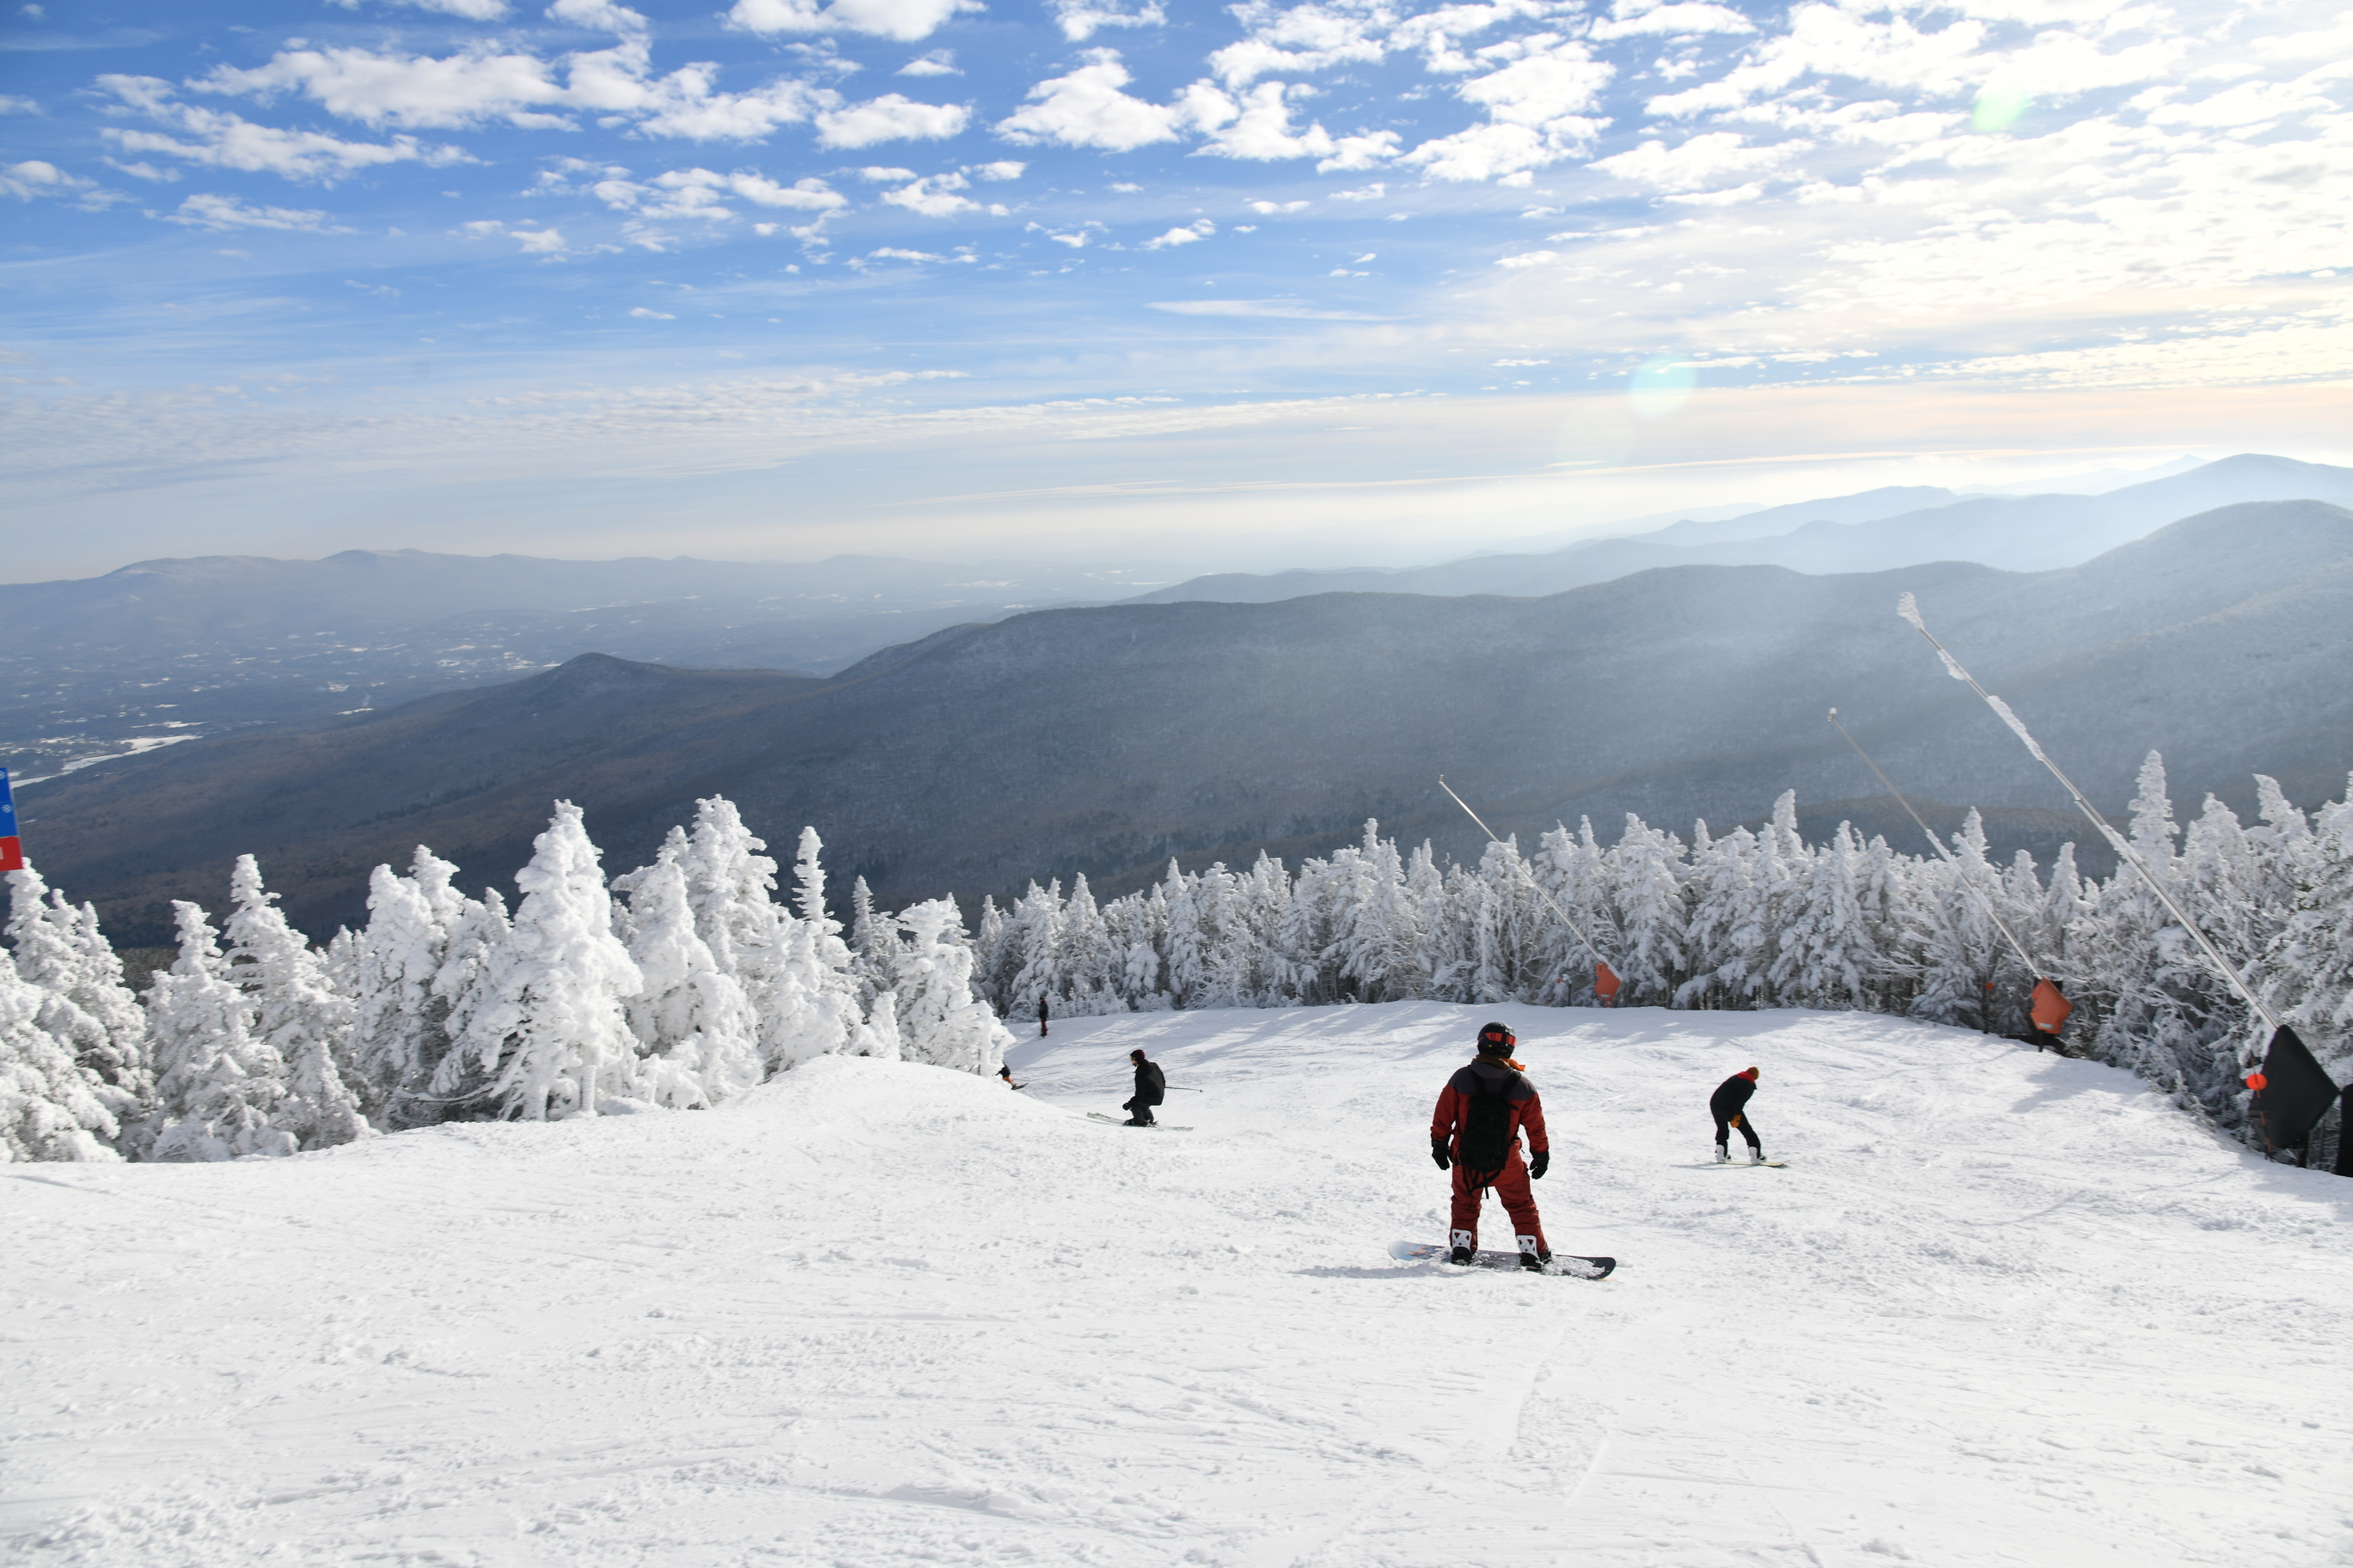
[15, 499, 2352, 947]
[1128, 454, 2353, 605]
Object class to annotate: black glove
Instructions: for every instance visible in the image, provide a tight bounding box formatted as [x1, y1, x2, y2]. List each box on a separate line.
[1528, 1150, 1549, 1180]
[1430, 1139, 1451, 1170]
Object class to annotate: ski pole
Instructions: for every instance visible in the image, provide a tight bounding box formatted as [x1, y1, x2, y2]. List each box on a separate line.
[1438, 775, 1614, 972]
[1894, 594, 2282, 1042]
[1825, 706, 2049, 982]
[1164, 1084, 1205, 1092]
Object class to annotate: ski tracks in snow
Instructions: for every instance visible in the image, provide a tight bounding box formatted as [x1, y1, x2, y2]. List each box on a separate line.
[5, 1003, 2351, 1567]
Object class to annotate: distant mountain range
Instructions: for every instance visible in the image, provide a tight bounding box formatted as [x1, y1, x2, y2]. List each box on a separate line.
[6, 455, 2335, 792]
[21, 497, 2351, 947]
[1127, 455, 2353, 605]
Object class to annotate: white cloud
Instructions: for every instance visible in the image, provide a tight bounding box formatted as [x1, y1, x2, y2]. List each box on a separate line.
[865, 245, 944, 260]
[857, 165, 918, 180]
[724, 0, 978, 43]
[897, 50, 959, 76]
[813, 92, 969, 147]
[1248, 198, 1310, 213]
[1402, 36, 1611, 181]
[1189, 81, 1337, 161]
[1329, 181, 1386, 200]
[100, 79, 469, 183]
[629, 305, 675, 317]
[1207, 1, 1390, 88]
[1, 159, 94, 199]
[1140, 217, 1214, 248]
[1493, 357, 1548, 364]
[1647, 3, 1987, 119]
[1146, 298, 1385, 319]
[157, 192, 351, 231]
[0, 95, 40, 115]
[326, 0, 512, 17]
[1048, 0, 1166, 43]
[1317, 130, 1399, 171]
[969, 159, 1025, 180]
[1589, 131, 1791, 192]
[196, 46, 571, 130]
[1587, 0, 1752, 41]
[881, 171, 977, 216]
[1028, 218, 1103, 246]
[996, 49, 1189, 151]
[1494, 248, 1556, 266]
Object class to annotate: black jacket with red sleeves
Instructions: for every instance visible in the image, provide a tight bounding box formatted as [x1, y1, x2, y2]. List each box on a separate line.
[1430, 1059, 1548, 1157]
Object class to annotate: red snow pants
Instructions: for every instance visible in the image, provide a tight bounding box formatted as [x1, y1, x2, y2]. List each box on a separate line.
[1450, 1147, 1546, 1253]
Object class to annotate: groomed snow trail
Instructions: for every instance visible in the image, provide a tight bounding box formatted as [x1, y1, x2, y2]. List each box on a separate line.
[5, 1004, 2349, 1567]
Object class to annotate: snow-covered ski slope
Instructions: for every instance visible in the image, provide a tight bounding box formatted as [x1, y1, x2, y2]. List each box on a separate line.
[6, 1004, 2349, 1567]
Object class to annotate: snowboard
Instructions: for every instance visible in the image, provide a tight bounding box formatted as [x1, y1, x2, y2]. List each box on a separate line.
[1087, 1112, 1190, 1131]
[1390, 1241, 1617, 1280]
[1689, 1159, 1788, 1168]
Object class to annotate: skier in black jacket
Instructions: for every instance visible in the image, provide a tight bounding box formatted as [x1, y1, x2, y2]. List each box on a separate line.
[1123, 1048, 1165, 1126]
[1711, 1067, 1763, 1163]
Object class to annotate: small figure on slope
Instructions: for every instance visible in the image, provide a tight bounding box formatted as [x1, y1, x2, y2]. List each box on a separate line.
[1430, 1022, 1551, 1272]
[1712, 1066, 1765, 1164]
[1123, 1047, 1164, 1126]
[999, 1064, 1025, 1090]
[1038, 994, 1050, 1038]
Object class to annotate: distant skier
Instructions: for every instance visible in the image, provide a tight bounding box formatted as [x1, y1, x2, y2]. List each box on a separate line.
[1122, 1048, 1164, 1126]
[1711, 1066, 1764, 1164]
[999, 1065, 1024, 1090]
[1429, 1022, 1551, 1271]
[1038, 995, 1050, 1037]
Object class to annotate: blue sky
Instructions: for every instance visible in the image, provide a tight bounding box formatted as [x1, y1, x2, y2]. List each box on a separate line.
[3, 0, 2348, 579]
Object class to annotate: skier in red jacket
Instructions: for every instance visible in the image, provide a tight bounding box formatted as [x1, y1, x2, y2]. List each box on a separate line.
[1430, 1021, 1551, 1270]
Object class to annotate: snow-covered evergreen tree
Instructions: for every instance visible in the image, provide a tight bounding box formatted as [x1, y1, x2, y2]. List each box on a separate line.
[224, 856, 368, 1151]
[432, 802, 645, 1120]
[0, 955, 123, 1162]
[5, 864, 149, 1150]
[1771, 822, 1878, 1010]
[348, 858, 453, 1126]
[1609, 815, 1689, 1006]
[893, 899, 1011, 1073]
[146, 900, 292, 1161]
[622, 855, 762, 1107]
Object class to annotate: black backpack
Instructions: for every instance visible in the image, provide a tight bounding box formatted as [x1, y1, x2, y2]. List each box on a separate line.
[1456, 1068, 1517, 1174]
[1140, 1062, 1166, 1102]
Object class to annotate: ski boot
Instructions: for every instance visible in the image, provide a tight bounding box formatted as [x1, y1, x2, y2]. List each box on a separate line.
[1714, 1144, 1730, 1164]
[1516, 1236, 1548, 1272]
[1449, 1229, 1476, 1266]
[1750, 1148, 1767, 1165]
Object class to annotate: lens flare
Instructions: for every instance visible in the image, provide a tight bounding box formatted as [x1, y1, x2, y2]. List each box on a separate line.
[1629, 356, 1696, 418]
[1972, 87, 2031, 132]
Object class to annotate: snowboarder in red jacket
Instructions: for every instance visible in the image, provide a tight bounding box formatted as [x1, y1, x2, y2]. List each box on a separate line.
[1430, 1021, 1551, 1270]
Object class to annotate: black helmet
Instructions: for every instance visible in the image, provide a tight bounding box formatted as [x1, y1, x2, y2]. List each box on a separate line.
[1476, 1022, 1516, 1053]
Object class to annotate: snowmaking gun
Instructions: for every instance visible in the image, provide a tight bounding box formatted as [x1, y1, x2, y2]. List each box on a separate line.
[1896, 593, 2341, 1163]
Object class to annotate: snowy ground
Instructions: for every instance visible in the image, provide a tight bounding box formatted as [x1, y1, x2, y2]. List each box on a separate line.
[5, 1003, 2350, 1568]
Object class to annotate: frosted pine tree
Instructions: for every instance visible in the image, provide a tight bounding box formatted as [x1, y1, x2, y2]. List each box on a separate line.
[1058, 875, 1123, 1013]
[1678, 823, 1765, 1008]
[670, 799, 791, 1059]
[2257, 778, 2353, 1078]
[430, 884, 510, 1098]
[893, 898, 1011, 1073]
[0, 955, 123, 1162]
[1770, 823, 1879, 1010]
[1006, 880, 1066, 1017]
[147, 901, 291, 1160]
[5, 865, 150, 1148]
[1161, 863, 1209, 1008]
[622, 855, 762, 1107]
[1333, 822, 1426, 1003]
[224, 856, 368, 1150]
[1470, 838, 1547, 1004]
[1106, 882, 1170, 1010]
[1279, 852, 1348, 1004]
[1609, 815, 1689, 1007]
[2085, 753, 2247, 1119]
[1532, 821, 1617, 1006]
[348, 861, 452, 1126]
[1910, 812, 2006, 1030]
[971, 894, 1018, 1015]
[762, 827, 862, 1071]
[846, 875, 898, 1012]
[432, 803, 645, 1120]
